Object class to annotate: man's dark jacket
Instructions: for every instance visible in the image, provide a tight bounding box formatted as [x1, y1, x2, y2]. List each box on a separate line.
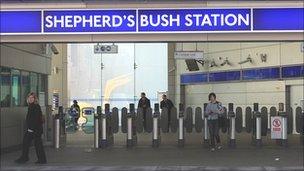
[138, 98, 151, 109]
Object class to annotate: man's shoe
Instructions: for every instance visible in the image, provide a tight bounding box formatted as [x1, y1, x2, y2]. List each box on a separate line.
[14, 158, 29, 164]
[217, 145, 222, 150]
[35, 160, 47, 164]
[210, 148, 215, 152]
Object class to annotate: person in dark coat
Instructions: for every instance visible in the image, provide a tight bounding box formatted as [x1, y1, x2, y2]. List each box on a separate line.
[137, 92, 151, 131]
[15, 92, 47, 164]
[160, 94, 174, 129]
[70, 100, 80, 127]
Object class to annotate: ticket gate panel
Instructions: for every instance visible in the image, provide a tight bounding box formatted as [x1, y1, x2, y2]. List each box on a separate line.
[136, 107, 144, 133]
[220, 107, 228, 133]
[81, 107, 95, 134]
[261, 107, 268, 136]
[145, 108, 153, 133]
[194, 107, 203, 133]
[296, 106, 303, 134]
[245, 107, 252, 133]
[185, 107, 193, 133]
[235, 107, 243, 133]
[286, 106, 293, 134]
[111, 107, 119, 134]
[160, 107, 169, 133]
[270, 107, 277, 117]
[121, 107, 128, 133]
[65, 108, 78, 133]
[170, 107, 178, 133]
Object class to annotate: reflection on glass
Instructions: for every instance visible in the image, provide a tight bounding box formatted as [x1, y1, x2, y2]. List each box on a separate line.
[0, 67, 11, 107]
[12, 69, 21, 106]
[21, 71, 30, 106]
[30, 72, 38, 94]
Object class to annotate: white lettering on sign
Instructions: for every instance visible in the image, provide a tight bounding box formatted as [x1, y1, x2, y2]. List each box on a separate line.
[140, 14, 181, 27]
[142, 13, 249, 27]
[174, 51, 204, 60]
[183, 13, 249, 27]
[44, 14, 136, 28]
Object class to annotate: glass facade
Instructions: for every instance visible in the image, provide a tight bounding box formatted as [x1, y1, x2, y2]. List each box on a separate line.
[0, 68, 11, 107]
[68, 43, 168, 110]
[21, 71, 30, 106]
[30, 72, 38, 95]
[0, 66, 47, 107]
[11, 69, 21, 107]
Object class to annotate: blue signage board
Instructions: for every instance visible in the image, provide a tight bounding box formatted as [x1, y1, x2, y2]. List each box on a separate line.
[0, 8, 303, 34]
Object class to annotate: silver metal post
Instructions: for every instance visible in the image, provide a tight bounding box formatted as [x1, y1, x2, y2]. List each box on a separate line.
[231, 117, 236, 140]
[102, 117, 106, 140]
[100, 115, 107, 148]
[153, 117, 158, 140]
[256, 117, 261, 140]
[127, 117, 132, 147]
[256, 116, 262, 147]
[228, 103, 236, 148]
[204, 118, 208, 140]
[203, 115, 209, 147]
[281, 116, 288, 147]
[152, 116, 159, 147]
[178, 116, 184, 147]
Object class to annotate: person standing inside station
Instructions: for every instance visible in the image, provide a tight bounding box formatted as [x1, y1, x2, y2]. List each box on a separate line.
[138, 92, 151, 131]
[71, 100, 80, 128]
[205, 92, 224, 152]
[15, 92, 47, 164]
[160, 94, 174, 130]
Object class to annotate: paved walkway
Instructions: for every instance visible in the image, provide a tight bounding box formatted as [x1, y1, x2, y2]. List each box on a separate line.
[1, 131, 303, 171]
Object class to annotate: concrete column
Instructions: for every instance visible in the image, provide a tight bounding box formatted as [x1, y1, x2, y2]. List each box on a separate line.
[168, 43, 176, 104]
[48, 44, 68, 108]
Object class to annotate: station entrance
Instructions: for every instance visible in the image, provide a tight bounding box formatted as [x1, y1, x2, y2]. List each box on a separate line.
[31, 41, 303, 150]
[1, 42, 303, 151]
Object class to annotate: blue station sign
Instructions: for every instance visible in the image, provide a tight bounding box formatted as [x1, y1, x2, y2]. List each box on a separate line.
[0, 8, 303, 35]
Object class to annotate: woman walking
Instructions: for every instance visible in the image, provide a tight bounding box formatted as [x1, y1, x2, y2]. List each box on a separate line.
[15, 92, 47, 164]
[205, 92, 224, 152]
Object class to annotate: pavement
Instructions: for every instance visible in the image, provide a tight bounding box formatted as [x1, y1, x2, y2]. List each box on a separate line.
[1, 130, 303, 171]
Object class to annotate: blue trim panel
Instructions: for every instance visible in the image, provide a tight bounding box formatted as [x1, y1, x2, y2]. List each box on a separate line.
[242, 67, 280, 80]
[209, 71, 241, 82]
[282, 65, 304, 78]
[180, 65, 303, 84]
[180, 73, 208, 84]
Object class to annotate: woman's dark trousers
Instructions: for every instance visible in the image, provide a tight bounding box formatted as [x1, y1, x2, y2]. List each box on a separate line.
[20, 132, 46, 162]
[208, 119, 221, 148]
